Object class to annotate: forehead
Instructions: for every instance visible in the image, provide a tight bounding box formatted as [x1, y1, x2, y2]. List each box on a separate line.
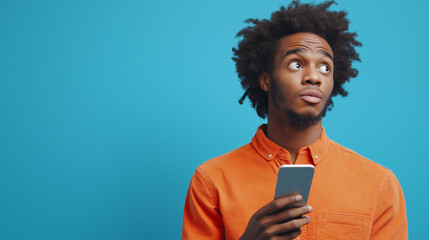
[277, 32, 333, 56]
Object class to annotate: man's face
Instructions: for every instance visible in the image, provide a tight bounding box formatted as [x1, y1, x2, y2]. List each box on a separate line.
[262, 32, 334, 128]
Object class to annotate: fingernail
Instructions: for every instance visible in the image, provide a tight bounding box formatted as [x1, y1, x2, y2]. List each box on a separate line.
[296, 195, 302, 201]
[307, 205, 313, 212]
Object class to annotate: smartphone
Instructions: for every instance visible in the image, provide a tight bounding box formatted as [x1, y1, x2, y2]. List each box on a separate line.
[274, 164, 315, 203]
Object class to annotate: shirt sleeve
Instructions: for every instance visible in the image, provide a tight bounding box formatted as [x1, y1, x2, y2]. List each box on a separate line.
[370, 169, 408, 239]
[182, 170, 225, 240]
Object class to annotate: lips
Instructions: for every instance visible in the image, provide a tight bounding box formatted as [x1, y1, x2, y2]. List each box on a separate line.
[299, 89, 323, 104]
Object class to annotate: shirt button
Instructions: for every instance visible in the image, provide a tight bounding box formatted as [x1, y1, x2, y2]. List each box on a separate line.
[297, 237, 301, 240]
[314, 154, 318, 159]
[268, 154, 273, 158]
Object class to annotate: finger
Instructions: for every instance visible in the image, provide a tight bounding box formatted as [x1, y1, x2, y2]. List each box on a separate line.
[267, 215, 311, 236]
[258, 194, 303, 216]
[263, 205, 312, 225]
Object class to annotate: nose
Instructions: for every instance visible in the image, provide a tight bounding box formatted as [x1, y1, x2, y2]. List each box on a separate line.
[302, 67, 321, 86]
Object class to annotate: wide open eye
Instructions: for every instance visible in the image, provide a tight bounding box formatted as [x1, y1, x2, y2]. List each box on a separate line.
[318, 64, 329, 74]
[288, 61, 302, 70]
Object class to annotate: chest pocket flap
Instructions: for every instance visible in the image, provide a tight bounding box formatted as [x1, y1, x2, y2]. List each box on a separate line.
[317, 213, 372, 240]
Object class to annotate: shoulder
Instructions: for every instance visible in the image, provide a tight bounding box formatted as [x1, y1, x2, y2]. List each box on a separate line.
[325, 139, 404, 207]
[327, 139, 391, 176]
[196, 143, 255, 177]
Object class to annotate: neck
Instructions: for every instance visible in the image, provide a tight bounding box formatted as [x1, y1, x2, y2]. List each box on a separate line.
[266, 115, 322, 164]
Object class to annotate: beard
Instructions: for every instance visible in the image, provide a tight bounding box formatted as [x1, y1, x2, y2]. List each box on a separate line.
[271, 76, 331, 130]
[283, 107, 329, 129]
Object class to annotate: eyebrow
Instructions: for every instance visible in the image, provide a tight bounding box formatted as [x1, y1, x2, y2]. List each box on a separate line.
[282, 48, 334, 61]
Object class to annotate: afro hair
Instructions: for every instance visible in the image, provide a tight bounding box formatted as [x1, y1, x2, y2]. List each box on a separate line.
[232, 0, 362, 118]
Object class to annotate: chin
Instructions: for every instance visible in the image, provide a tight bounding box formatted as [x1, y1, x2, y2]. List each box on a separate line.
[295, 108, 322, 117]
[284, 106, 327, 129]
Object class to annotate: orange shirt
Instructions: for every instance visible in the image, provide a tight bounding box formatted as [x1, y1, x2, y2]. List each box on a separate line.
[182, 125, 408, 240]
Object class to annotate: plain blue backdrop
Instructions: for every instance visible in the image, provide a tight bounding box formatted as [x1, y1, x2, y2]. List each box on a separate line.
[0, 0, 428, 239]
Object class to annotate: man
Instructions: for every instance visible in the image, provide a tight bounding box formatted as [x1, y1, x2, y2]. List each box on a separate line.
[182, 1, 408, 239]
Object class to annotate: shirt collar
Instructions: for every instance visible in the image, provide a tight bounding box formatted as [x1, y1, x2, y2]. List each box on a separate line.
[251, 124, 330, 165]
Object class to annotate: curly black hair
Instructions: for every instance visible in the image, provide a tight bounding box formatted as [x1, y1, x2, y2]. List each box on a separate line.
[232, 0, 361, 119]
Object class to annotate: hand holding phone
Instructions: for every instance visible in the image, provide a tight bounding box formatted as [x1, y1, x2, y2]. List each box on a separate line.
[239, 164, 315, 240]
[239, 194, 312, 240]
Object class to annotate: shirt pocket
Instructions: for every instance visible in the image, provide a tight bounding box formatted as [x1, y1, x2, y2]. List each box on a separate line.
[316, 213, 372, 240]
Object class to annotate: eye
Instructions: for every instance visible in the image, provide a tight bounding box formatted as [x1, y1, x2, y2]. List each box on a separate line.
[288, 61, 302, 70]
[318, 64, 329, 74]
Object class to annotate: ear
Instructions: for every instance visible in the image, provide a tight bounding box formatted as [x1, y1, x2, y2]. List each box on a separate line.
[258, 72, 270, 92]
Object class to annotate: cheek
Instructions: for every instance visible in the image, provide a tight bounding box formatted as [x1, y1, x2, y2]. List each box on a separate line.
[277, 72, 301, 89]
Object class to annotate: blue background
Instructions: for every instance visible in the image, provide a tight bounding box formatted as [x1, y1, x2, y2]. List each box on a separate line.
[0, 0, 428, 239]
